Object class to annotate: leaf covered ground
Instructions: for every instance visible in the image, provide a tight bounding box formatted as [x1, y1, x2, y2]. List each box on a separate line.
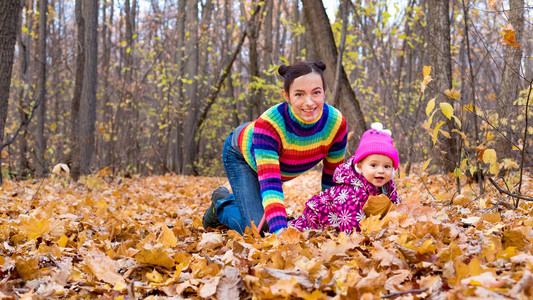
[0, 169, 532, 299]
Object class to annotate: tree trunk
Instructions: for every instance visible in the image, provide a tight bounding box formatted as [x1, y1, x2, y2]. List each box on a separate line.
[173, 0, 186, 173]
[242, 0, 263, 120]
[70, 0, 85, 180]
[301, 0, 367, 154]
[181, 0, 199, 175]
[79, 0, 99, 174]
[426, 0, 457, 173]
[100, 0, 114, 169]
[34, 0, 48, 177]
[496, 0, 525, 157]
[0, 0, 22, 185]
[15, 1, 33, 180]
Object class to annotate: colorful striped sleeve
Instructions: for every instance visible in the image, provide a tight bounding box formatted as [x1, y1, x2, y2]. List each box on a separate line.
[322, 115, 348, 190]
[252, 118, 288, 233]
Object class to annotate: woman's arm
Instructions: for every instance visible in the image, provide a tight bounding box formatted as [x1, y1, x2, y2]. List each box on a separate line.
[253, 120, 287, 233]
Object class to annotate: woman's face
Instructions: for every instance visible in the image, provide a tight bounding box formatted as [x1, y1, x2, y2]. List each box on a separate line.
[282, 72, 325, 123]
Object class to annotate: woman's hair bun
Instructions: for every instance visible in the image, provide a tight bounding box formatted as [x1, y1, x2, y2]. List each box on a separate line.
[314, 61, 326, 71]
[278, 64, 289, 77]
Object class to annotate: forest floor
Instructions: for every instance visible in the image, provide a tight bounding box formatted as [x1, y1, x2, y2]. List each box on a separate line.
[0, 166, 532, 299]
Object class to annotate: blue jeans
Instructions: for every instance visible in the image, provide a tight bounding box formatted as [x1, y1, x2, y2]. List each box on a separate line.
[215, 128, 267, 234]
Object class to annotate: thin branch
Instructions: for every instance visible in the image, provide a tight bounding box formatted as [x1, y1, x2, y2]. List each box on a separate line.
[487, 176, 533, 202]
[195, 0, 268, 131]
[1, 93, 42, 150]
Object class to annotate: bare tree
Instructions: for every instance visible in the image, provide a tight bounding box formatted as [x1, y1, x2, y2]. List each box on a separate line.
[79, 0, 99, 174]
[496, 0, 525, 156]
[69, 0, 85, 180]
[0, 0, 22, 185]
[426, 0, 457, 173]
[34, 0, 48, 177]
[301, 0, 367, 154]
[181, 0, 199, 175]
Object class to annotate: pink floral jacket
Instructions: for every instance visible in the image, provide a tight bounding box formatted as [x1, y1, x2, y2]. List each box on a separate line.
[289, 156, 400, 234]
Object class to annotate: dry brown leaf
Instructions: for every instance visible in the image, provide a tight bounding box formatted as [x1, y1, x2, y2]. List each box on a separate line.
[461, 272, 505, 288]
[363, 194, 392, 219]
[217, 267, 243, 300]
[197, 232, 224, 250]
[198, 276, 221, 298]
[135, 246, 175, 268]
[84, 250, 126, 287]
[371, 241, 405, 268]
[279, 227, 302, 243]
[356, 268, 387, 293]
[15, 255, 40, 280]
[502, 23, 521, 48]
[384, 269, 411, 292]
[157, 224, 178, 248]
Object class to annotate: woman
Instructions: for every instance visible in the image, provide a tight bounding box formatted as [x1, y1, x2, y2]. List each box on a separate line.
[202, 61, 347, 234]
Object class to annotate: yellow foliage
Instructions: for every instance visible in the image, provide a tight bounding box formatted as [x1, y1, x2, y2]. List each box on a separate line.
[440, 102, 454, 120]
[0, 170, 530, 298]
[482, 149, 497, 164]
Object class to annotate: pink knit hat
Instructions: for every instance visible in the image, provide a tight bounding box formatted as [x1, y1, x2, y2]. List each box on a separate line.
[353, 123, 399, 169]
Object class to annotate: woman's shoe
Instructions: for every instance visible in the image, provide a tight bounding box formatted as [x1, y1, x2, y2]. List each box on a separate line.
[202, 187, 230, 230]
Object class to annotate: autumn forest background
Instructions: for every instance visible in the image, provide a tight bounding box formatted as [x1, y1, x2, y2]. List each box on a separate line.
[0, 0, 532, 298]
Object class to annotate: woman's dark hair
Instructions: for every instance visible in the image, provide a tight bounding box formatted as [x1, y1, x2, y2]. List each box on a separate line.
[278, 61, 327, 93]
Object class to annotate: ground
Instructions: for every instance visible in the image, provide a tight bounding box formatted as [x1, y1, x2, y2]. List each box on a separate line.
[0, 167, 532, 299]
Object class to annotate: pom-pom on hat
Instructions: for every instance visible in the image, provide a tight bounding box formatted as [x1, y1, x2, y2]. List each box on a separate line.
[353, 123, 399, 169]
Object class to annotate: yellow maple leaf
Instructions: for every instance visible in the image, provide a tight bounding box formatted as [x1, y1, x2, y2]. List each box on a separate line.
[279, 227, 302, 243]
[84, 251, 126, 286]
[360, 214, 385, 234]
[135, 247, 175, 268]
[18, 216, 54, 240]
[15, 256, 40, 280]
[145, 269, 163, 283]
[157, 224, 177, 248]
[190, 256, 221, 277]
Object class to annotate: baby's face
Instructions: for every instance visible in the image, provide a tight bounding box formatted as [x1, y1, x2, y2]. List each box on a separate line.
[357, 154, 394, 187]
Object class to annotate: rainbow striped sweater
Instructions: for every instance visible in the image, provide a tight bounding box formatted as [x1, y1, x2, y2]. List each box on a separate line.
[237, 102, 347, 233]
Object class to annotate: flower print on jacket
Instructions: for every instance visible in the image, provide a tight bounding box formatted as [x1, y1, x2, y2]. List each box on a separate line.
[289, 156, 400, 234]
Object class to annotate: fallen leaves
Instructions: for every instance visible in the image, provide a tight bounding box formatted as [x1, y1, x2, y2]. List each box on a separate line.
[0, 171, 531, 298]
